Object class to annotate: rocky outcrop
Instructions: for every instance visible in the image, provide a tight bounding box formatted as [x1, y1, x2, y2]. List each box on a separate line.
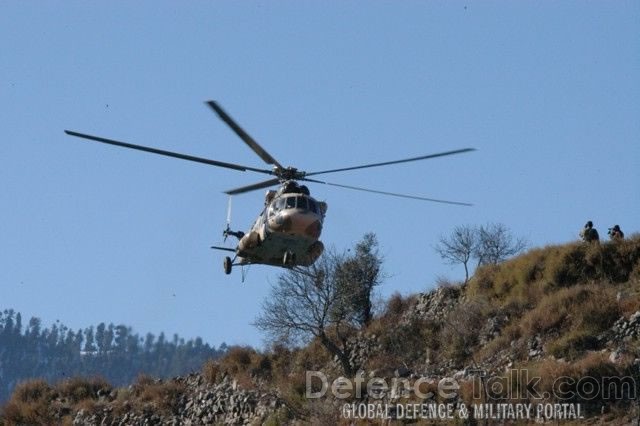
[603, 311, 640, 344]
[71, 374, 283, 426]
[408, 285, 463, 322]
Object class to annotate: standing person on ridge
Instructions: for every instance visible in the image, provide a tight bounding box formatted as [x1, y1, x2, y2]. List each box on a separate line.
[580, 221, 600, 243]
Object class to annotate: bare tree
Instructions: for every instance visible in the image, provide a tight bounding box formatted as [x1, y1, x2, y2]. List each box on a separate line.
[435, 223, 527, 283]
[434, 225, 478, 284]
[475, 223, 527, 266]
[254, 249, 358, 376]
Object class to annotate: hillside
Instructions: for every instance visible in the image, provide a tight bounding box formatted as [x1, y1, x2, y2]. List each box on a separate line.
[2, 236, 640, 425]
[0, 317, 227, 404]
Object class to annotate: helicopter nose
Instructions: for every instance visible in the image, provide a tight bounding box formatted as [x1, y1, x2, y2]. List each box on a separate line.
[304, 220, 322, 239]
[272, 215, 292, 232]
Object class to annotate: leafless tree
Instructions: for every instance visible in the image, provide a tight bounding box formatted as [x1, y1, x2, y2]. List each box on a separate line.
[476, 223, 527, 266]
[254, 249, 358, 376]
[435, 223, 527, 283]
[434, 225, 478, 284]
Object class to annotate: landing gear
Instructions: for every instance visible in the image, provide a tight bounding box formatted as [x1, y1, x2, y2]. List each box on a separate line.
[223, 256, 232, 275]
[283, 250, 296, 267]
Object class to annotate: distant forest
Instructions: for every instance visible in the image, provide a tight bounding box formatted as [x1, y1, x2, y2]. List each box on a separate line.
[0, 309, 227, 403]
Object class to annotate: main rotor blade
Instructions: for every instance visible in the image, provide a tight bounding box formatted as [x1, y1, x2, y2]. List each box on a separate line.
[64, 130, 274, 175]
[224, 178, 281, 195]
[205, 101, 284, 169]
[303, 177, 472, 206]
[306, 148, 476, 177]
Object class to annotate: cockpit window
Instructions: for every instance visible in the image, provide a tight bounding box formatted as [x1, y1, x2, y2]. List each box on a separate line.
[296, 197, 308, 211]
[285, 196, 297, 209]
[275, 198, 285, 211]
[276, 195, 317, 212]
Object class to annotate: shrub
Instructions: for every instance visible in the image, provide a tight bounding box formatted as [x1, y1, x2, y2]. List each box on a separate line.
[130, 375, 186, 415]
[202, 346, 257, 384]
[377, 317, 439, 371]
[57, 376, 111, 403]
[293, 338, 331, 373]
[618, 292, 640, 317]
[268, 343, 294, 380]
[202, 359, 222, 383]
[1, 379, 54, 425]
[439, 301, 487, 365]
[202, 345, 275, 390]
[544, 243, 589, 287]
[219, 346, 255, 375]
[384, 292, 413, 318]
[477, 323, 523, 362]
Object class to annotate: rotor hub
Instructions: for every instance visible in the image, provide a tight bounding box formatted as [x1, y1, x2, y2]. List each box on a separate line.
[276, 166, 306, 181]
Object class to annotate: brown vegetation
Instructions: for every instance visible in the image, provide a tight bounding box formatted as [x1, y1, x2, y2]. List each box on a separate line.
[1, 380, 55, 425]
[3, 236, 639, 424]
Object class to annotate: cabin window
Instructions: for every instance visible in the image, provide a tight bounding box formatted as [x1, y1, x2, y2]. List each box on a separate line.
[285, 197, 297, 209]
[296, 197, 308, 211]
[275, 198, 285, 211]
[268, 204, 277, 218]
[308, 199, 318, 214]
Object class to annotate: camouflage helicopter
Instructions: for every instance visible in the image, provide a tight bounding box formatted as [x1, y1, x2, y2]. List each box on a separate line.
[65, 101, 474, 275]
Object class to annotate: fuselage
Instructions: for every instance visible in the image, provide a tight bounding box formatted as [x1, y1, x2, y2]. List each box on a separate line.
[236, 184, 327, 267]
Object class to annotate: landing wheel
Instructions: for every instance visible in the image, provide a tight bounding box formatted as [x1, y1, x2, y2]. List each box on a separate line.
[223, 256, 232, 275]
[283, 251, 296, 267]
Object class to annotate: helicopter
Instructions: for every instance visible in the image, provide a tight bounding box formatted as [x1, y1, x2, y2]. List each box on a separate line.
[65, 101, 475, 275]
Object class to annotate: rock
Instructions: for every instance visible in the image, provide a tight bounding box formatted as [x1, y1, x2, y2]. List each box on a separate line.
[609, 350, 622, 363]
[394, 367, 411, 378]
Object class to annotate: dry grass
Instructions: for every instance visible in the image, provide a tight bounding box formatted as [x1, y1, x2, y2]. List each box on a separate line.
[57, 376, 111, 403]
[517, 284, 619, 359]
[469, 237, 640, 302]
[463, 239, 639, 365]
[1, 379, 54, 425]
[529, 353, 634, 415]
[202, 358, 222, 383]
[618, 291, 640, 317]
[2, 238, 639, 425]
[130, 374, 186, 415]
[292, 338, 332, 373]
[470, 353, 637, 418]
[203, 346, 258, 383]
[477, 322, 524, 362]
[202, 345, 277, 392]
[438, 300, 489, 364]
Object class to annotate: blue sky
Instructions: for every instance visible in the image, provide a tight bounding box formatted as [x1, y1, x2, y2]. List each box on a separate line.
[1, 1, 638, 348]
